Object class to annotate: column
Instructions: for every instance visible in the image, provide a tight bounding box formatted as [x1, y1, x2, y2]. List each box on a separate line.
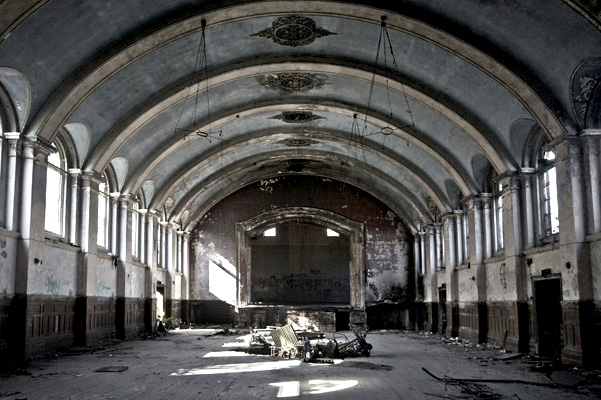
[455, 211, 464, 265]
[555, 137, 592, 298]
[520, 169, 536, 249]
[68, 168, 81, 245]
[582, 130, 601, 234]
[4, 133, 21, 231]
[481, 194, 493, 259]
[182, 232, 190, 301]
[0, 132, 6, 227]
[419, 231, 426, 276]
[159, 221, 168, 268]
[146, 211, 158, 270]
[466, 197, 484, 267]
[443, 214, 457, 271]
[553, 136, 594, 365]
[138, 209, 147, 264]
[413, 233, 421, 300]
[110, 192, 120, 255]
[166, 223, 175, 273]
[434, 223, 443, 270]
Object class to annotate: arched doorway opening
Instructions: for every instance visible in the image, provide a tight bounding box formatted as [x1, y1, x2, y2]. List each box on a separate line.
[236, 207, 366, 330]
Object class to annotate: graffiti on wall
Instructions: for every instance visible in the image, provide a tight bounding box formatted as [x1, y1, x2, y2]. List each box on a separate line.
[45, 274, 60, 295]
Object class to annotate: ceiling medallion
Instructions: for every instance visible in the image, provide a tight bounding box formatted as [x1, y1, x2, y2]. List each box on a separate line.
[263, 73, 326, 92]
[252, 15, 336, 47]
[271, 111, 325, 123]
[280, 138, 318, 147]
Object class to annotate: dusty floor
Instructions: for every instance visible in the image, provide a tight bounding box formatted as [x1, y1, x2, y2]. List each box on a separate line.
[1, 330, 600, 399]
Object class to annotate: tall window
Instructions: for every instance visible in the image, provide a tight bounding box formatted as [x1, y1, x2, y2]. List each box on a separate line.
[131, 198, 140, 259]
[494, 182, 504, 251]
[45, 144, 67, 236]
[541, 150, 559, 237]
[97, 174, 110, 248]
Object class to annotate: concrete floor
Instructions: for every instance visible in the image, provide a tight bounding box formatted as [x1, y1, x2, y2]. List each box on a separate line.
[1, 330, 600, 399]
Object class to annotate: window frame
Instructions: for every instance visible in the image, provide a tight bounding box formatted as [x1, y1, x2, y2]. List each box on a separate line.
[538, 150, 559, 241]
[44, 143, 68, 238]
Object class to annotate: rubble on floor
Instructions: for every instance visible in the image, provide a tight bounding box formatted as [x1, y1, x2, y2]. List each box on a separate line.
[224, 323, 372, 362]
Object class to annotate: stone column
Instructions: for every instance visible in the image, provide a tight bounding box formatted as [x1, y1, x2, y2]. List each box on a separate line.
[67, 168, 81, 245]
[434, 223, 443, 271]
[182, 232, 190, 301]
[553, 137, 594, 366]
[75, 171, 101, 346]
[144, 210, 158, 333]
[413, 233, 422, 301]
[159, 221, 168, 268]
[520, 169, 537, 249]
[110, 192, 120, 255]
[138, 209, 147, 264]
[455, 211, 464, 266]
[481, 194, 493, 259]
[466, 196, 487, 343]
[11, 137, 53, 360]
[466, 197, 484, 268]
[116, 195, 132, 339]
[581, 130, 601, 234]
[4, 133, 21, 231]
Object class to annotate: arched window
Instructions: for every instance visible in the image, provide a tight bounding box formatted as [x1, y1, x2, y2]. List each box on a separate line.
[45, 143, 67, 237]
[97, 173, 110, 248]
[540, 150, 559, 238]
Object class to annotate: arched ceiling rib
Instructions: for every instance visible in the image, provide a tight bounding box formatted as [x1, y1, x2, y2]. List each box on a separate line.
[1, 1, 599, 232]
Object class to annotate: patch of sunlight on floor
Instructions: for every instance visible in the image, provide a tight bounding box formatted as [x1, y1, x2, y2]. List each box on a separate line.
[203, 351, 252, 358]
[170, 359, 301, 376]
[270, 380, 359, 397]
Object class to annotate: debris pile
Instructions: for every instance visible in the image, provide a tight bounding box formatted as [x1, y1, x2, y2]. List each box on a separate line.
[241, 324, 372, 362]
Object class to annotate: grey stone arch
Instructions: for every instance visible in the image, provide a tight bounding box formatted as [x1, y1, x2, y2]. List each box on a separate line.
[236, 207, 365, 311]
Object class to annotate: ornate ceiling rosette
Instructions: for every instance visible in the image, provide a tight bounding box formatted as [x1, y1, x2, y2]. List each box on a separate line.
[279, 138, 318, 147]
[262, 72, 326, 92]
[252, 15, 336, 47]
[270, 111, 325, 123]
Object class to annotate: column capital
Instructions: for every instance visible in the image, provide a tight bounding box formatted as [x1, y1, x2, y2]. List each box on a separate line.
[81, 170, 104, 185]
[68, 168, 82, 176]
[110, 191, 121, 200]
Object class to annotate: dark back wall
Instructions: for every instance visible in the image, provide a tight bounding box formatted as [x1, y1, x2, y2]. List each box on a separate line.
[190, 175, 413, 305]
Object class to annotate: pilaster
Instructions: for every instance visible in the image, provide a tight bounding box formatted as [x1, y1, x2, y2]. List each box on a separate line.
[67, 169, 81, 245]
[4, 133, 21, 231]
[581, 130, 601, 234]
[554, 137, 593, 300]
[520, 168, 537, 250]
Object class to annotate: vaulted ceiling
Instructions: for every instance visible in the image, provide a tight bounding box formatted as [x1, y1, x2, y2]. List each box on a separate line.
[1, 0, 600, 232]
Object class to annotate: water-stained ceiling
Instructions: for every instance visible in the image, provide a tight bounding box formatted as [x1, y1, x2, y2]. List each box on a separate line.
[1, 0, 600, 232]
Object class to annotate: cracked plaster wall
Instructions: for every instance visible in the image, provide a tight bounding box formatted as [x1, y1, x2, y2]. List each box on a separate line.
[0, 234, 16, 296]
[190, 175, 413, 305]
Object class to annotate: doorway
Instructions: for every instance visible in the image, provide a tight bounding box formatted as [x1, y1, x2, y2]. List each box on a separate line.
[439, 287, 447, 335]
[534, 278, 562, 359]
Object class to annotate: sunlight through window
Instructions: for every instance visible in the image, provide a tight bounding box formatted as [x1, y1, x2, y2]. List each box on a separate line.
[326, 228, 340, 237]
[264, 227, 276, 237]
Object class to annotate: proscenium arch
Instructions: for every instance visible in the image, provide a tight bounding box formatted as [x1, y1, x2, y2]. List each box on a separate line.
[87, 63, 511, 178]
[236, 207, 365, 310]
[29, 1, 563, 149]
